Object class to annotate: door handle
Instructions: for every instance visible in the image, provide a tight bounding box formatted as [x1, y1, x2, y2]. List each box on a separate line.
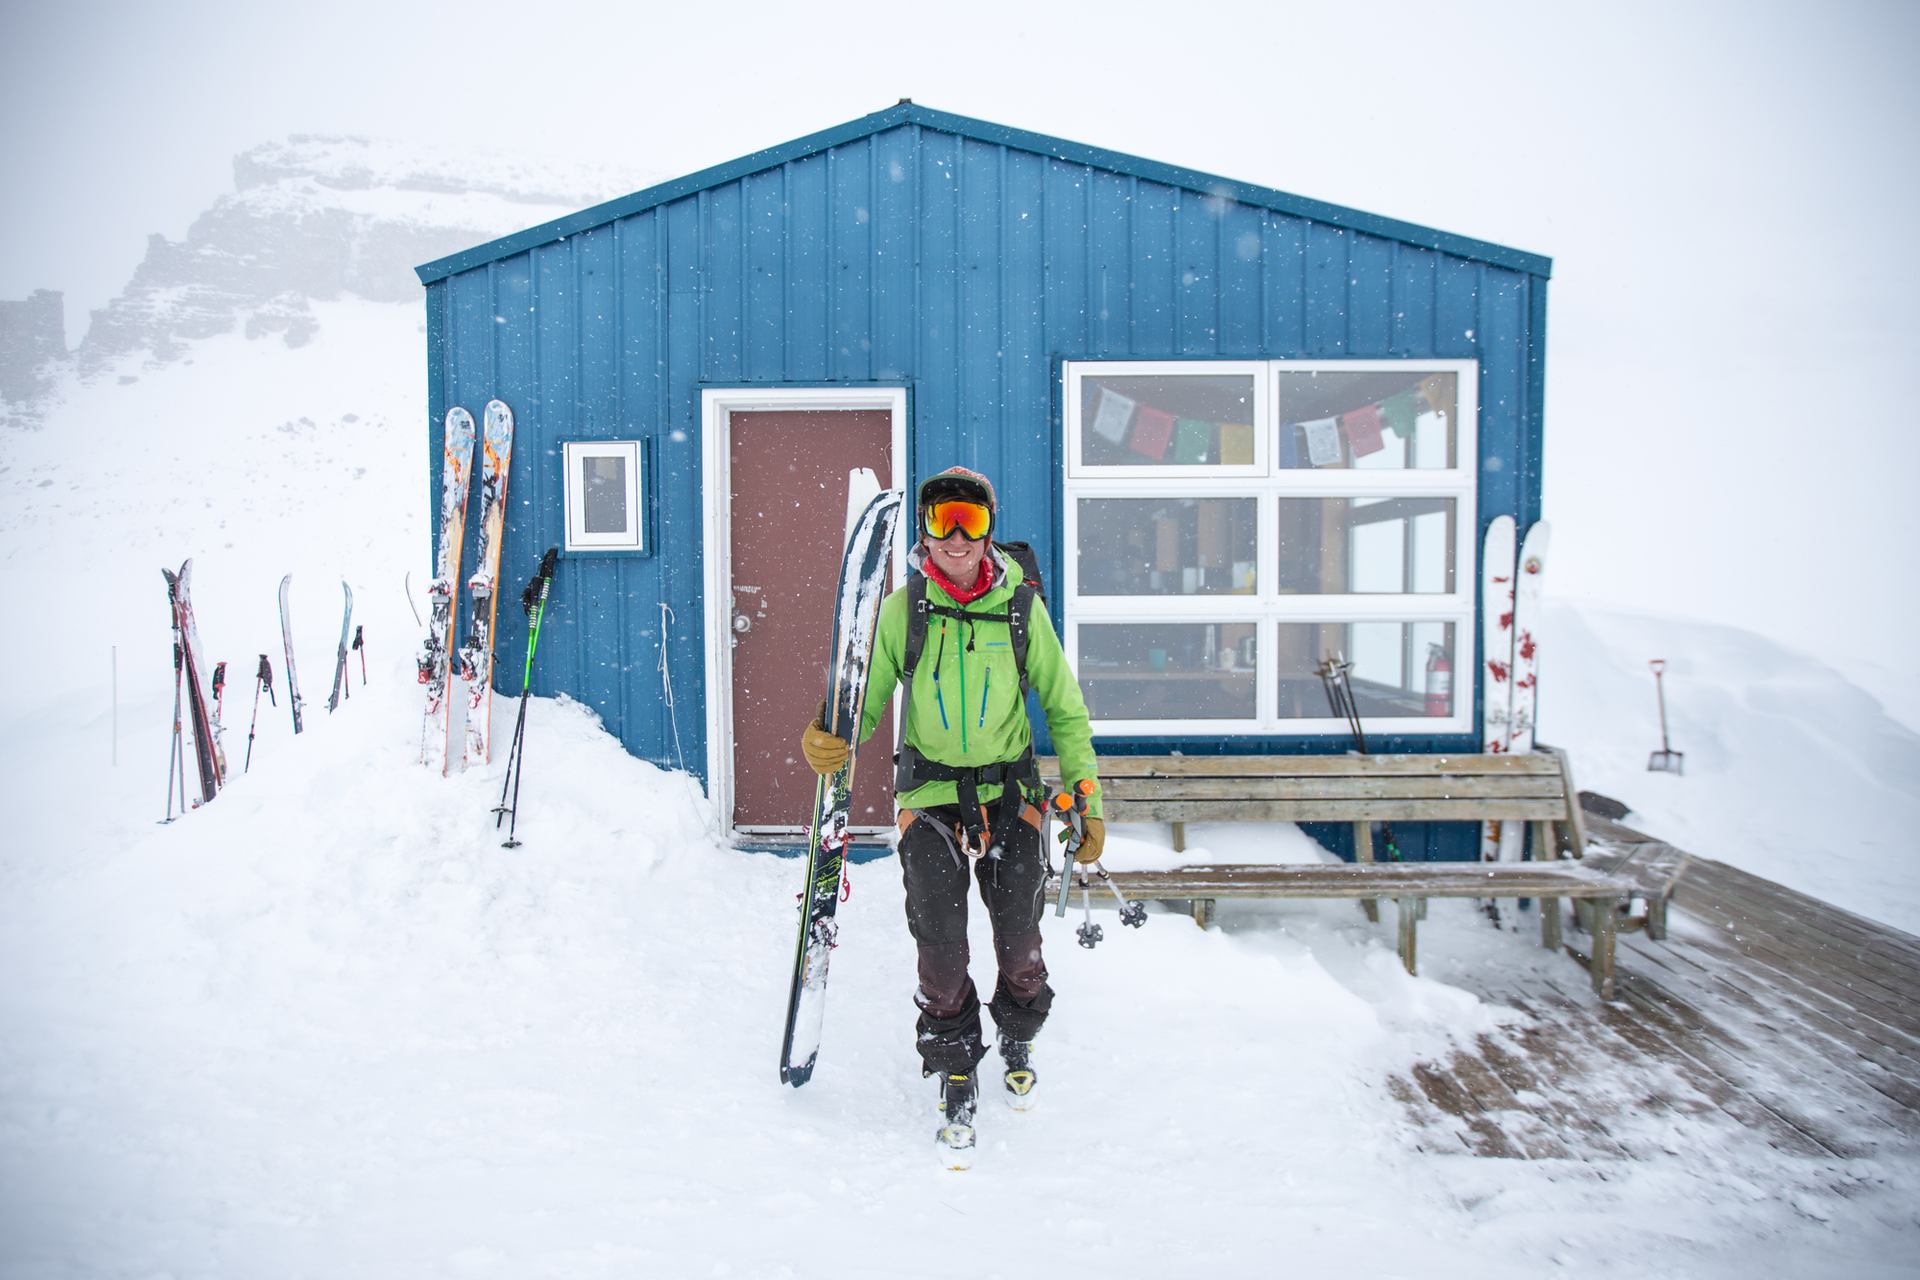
[732, 613, 752, 635]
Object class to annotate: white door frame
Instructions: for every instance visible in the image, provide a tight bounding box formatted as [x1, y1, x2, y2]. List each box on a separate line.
[700, 386, 908, 839]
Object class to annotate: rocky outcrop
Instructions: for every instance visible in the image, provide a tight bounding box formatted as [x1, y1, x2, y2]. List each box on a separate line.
[0, 289, 67, 409]
[7, 136, 653, 404]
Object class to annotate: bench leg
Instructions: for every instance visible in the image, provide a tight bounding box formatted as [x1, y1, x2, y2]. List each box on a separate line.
[1646, 897, 1669, 942]
[1189, 898, 1216, 930]
[1353, 821, 1380, 924]
[1171, 821, 1186, 854]
[1589, 898, 1618, 1000]
[1541, 895, 1562, 953]
[1396, 897, 1419, 977]
[1532, 819, 1556, 863]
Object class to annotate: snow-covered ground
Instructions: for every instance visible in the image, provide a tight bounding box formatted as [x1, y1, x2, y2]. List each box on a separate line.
[3, 303, 1918, 1276]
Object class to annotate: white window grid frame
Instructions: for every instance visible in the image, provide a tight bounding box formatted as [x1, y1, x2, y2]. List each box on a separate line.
[1061, 357, 1479, 738]
[562, 439, 648, 552]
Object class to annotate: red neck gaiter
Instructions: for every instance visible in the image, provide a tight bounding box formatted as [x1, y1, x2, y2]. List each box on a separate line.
[924, 549, 995, 604]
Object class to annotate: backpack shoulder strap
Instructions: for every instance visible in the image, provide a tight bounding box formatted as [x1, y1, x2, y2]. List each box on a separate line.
[1009, 582, 1036, 694]
[902, 575, 931, 684]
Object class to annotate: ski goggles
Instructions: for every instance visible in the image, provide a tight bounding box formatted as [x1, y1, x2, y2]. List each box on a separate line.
[922, 499, 993, 542]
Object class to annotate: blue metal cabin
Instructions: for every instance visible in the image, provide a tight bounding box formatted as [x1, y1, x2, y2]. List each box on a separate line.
[416, 102, 1551, 859]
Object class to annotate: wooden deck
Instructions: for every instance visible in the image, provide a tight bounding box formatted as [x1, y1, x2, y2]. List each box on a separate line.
[1383, 815, 1920, 1161]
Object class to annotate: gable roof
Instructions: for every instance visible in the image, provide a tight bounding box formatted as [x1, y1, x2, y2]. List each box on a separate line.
[415, 102, 1550, 285]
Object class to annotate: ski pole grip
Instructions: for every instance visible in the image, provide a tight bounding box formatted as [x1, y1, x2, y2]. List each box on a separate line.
[1051, 783, 1092, 916]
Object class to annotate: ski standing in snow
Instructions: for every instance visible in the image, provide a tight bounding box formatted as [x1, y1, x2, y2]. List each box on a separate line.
[459, 399, 515, 768]
[781, 474, 902, 1091]
[418, 406, 476, 771]
[1499, 521, 1551, 862]
[278, 574, 305, 735]
[162, 560, 225, 805]
[797, 466, 1105, 1169]
[327, 580, 354, 712]
[1478, 515, 1518, 871]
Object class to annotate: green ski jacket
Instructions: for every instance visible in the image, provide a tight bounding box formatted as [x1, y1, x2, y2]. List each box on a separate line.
[858, 545, 1103, 819]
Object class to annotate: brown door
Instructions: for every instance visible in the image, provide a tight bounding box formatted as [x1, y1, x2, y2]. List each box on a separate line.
[728, 409, 896, 831]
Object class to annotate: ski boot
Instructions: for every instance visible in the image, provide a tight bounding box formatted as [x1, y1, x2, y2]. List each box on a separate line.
[935, 1072, 978, 1170]
[999, 1035, 1037, 1112]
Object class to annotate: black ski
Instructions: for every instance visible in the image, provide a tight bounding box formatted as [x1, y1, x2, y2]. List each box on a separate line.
[779, 477, 903, 1088]
[162, 561, 224, 804]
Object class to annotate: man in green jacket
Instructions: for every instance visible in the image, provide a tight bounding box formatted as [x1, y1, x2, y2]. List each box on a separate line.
[801, 466, 1104, 1145]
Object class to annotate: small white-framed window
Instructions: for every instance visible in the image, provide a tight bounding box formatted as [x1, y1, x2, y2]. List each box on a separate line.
[563, 440, 648, 552]
[1062, 359, 1478, 738]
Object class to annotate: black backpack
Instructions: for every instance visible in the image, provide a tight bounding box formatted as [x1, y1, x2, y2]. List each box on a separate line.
[901, 540, 1046, 695]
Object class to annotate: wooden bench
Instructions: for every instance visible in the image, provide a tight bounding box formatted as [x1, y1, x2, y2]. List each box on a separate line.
[1045, 860, 1636, 997]
[1036, 748, 1661, 998]
[1578, 812, 1694, 942]
[1042, 748, 1590, 866]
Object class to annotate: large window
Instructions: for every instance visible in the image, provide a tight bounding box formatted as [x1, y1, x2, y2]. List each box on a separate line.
[1063, 360, 1477, 737]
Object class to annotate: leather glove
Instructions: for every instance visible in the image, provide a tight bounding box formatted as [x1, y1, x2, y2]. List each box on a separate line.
[800, 713, 850, 776]
[1075, 816, 1106, 865]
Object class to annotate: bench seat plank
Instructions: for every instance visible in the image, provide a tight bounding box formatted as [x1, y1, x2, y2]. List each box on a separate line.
[1045, 753, 1563, 779]
[1101, 797, 1571, 823]
[1050, 863, 1632, 902]
[1100, 776, 1569, 801]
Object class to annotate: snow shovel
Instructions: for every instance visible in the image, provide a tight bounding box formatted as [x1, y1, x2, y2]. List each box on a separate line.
[1647, 660, 1685, 775]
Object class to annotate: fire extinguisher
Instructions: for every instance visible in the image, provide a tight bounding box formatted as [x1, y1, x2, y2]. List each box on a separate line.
[1425, 643, 1451, 716]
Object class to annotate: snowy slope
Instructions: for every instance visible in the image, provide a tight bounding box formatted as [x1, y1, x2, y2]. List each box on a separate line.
[2, 291, 1918, 1269]
[1540, 605, 1920, 935]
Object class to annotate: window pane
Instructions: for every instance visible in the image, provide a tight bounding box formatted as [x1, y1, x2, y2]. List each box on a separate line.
[1077, 497, 1258, 595]
[1275, 497, 1456, 594]
[582, 455, 629, 534]
[1080, 373, 1258, 468]
[1273, 621, 1459, 720]
[1276, 370, 1456, 470]
[1080, 623, 1257, 720]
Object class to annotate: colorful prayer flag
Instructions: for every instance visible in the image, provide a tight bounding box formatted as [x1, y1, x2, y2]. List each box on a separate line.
[1418, 374, 1452, 419]
[1341, 404, 1385, 457]
[1219, 423, 1256, 466]
[1173, 417, 1213, 464]
[1090, 386, 1135, 443]
[1380, 390, 1420, 440]
[1302, 417, 1341, 466]
[1128, 405, 1176, 460]
[1277, 423, 1300, 469]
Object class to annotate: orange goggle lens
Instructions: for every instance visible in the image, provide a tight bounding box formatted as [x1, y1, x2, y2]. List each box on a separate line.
[923, 499, 992, 541]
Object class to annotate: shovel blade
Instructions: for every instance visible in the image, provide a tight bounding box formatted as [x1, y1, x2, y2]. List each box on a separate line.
[1648, 750, 1685, 775]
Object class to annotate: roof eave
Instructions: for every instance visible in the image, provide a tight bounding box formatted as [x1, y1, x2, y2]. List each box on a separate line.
[416, 102, 1551, 286]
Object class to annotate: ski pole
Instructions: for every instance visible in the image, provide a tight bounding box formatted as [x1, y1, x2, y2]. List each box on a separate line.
[495, 547, 560, 848]
[353, 625, 366, 686]
[1051, 779, 1096, 918]
[245, 654, 273, 773]
[1093, 865, 1148, 928]
[163, 639, 185, 823]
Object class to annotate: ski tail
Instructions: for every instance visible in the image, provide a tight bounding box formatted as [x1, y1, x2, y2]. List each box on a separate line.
[166, 560, 225, 803]
[1498, 521, 1552, 862]
[328, 580, 354, 712]
[1478, 517, 1517, 864]
[422, 406, 477, 771]
[461, 399, 515, 769]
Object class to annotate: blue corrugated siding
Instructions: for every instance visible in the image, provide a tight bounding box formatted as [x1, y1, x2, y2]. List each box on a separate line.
[425, 121, 1547, 861]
